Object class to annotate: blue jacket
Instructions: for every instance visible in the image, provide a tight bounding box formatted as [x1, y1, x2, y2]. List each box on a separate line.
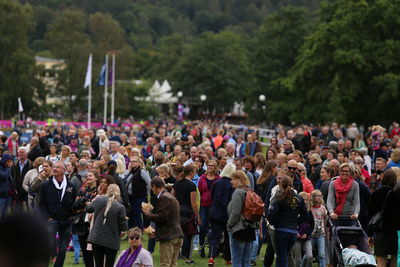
[0, 154, 13, 198]
[209, 177, 235, 222]
[267, 192, 307, 231]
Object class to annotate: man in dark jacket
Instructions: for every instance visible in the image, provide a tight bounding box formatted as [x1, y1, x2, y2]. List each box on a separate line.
[28, 137, 43, 162]
[11, 146, 31, 212]
[40, 161, 76, 267]
[143, 177, 183, 267]
[0, 154, 14, 217]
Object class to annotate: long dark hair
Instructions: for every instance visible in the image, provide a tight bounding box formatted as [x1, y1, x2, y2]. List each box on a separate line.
[276, 175, 294, 204]
[257, 160, 277, 185]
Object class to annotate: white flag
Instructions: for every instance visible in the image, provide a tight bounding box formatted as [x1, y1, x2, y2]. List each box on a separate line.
[18, 97, 24, 112]
[84, 54, 92, 88]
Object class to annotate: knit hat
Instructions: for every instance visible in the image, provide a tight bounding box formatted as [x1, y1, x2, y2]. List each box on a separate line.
[0, 154, 13, 166]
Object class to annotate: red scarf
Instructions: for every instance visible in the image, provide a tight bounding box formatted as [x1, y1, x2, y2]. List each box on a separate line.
[333, 176, 353, 215]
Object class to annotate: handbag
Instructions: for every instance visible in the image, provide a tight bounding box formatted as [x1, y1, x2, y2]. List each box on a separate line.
[368, 190, 391, 232]
[181, 214, 198, 235]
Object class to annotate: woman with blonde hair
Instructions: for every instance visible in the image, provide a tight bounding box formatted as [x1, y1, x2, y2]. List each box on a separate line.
[198, 159, 221, 257]
[86, 184, 127, 267]
[60, 145, 71, 164]
[227, 170, 258, 267]
[310, 190, 328, 267]
[388, 148, 400, 168]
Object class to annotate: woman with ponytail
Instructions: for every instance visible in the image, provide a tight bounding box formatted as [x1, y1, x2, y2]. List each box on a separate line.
[172, 164, 201, 264]
[86, 184, 128, 267]
[267, 175, 308, 267]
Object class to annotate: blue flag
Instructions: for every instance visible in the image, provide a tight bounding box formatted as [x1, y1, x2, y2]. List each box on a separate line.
[97, 64, 106, 86]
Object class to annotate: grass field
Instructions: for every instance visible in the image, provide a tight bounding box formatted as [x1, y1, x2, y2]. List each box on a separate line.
[64, 235, 269, 267]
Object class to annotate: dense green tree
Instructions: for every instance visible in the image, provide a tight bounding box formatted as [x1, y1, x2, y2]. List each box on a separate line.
[45, 8, 93, 118]
[286, 0, 400, 125]
[248, 6, 312, 123]
[89, 12, 125, 51]
[172, 31, 254, 113]
[0, 0, 41, 119]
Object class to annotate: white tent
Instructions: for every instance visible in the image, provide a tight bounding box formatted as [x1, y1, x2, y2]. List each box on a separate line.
[146, 80, 178, 104]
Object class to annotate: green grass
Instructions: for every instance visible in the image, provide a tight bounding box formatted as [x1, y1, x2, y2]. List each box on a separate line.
[65, 235, 269, 266]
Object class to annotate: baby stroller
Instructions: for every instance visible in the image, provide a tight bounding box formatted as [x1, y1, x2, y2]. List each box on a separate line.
[329, 217, 376, 267]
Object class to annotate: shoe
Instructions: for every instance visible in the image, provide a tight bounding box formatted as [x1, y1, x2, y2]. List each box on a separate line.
[208, 258, 215, 266]
[200, 248, 205, 258]
[250, 260, 256, 266]
[225, 260, 232, 265]
[185, 260, 195, 265]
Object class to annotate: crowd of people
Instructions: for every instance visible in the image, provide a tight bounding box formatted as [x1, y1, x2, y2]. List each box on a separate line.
[0, 120, 400, 267]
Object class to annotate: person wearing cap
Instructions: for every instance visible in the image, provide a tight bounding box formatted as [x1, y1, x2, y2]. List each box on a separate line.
[114, 227, 153, 267]
[97, 129, 110, 158]
[0, 154, 14, 217]
[124, 156, 151, 229]
[106, 160, 130, 212]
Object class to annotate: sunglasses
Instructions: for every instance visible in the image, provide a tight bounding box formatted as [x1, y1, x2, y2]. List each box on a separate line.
[288, 167, 297, 171]
[129, 236, 140, 240]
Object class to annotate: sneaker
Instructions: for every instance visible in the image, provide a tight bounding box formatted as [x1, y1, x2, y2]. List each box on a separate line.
[208, 258, 215, 266]
[225, 260, 232, 265]
[185, 260, 195, 265]
[250, 260, 257, 266]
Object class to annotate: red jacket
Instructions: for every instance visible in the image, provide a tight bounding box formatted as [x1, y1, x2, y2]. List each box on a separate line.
[198, 174, 220, 207]
[300, 176, 314, 194]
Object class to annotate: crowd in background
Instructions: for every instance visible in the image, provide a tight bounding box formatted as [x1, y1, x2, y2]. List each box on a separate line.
[0, 120, 400, 267]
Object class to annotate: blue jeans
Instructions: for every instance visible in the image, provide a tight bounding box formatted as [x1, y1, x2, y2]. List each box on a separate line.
[72, 234, 80, 264]
[312, 236, 326, 267]
[229, 233, 252, 267]
[199, 206, 210, 248]
[250, 229, 259, 261]
[274, 231, 297, 267]
[0, 197, 11, 217]
[128, 195, 147, 229]
[49, 220, 72, 267]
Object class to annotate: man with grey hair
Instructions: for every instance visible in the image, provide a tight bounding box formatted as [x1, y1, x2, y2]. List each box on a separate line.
[226, 143, 235, 164]
[40, 161, 76, 267]
[70, 159, 88, 194]
[11, 146, 32, 212]
[110, 140, 126, 175]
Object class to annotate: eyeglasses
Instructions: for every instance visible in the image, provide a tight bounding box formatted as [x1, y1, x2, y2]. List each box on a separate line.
[340, 169, 350, 173]
[129, 235, 140, 240]
[288, 167, 297, 171]
[355, 162, 363, 165]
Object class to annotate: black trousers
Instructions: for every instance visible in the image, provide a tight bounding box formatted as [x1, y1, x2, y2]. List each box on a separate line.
[78, 230, 94, 267]
[92, 243, 117, 267]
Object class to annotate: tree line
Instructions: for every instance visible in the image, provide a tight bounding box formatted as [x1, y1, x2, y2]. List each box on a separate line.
[1, 0, 400, 125]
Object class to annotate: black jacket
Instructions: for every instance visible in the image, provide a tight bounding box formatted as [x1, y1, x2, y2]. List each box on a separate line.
[11, 159, 32, 200]
[39, 177, 76, 220]
[368, 186, 400, 233]
[267, 192, 307, 231]
[28, 145, 43, 162]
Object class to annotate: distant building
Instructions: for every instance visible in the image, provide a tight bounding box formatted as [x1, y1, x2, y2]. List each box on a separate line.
[35, 56, 65, 105]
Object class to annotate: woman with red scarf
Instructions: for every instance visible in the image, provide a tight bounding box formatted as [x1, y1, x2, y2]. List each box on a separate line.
[326, 163, 360, 225]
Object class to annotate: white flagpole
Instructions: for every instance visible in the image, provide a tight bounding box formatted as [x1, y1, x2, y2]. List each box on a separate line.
[103, 54, 109, 125]
[86, 54, 92, 129]
[111, 54, 115, 124]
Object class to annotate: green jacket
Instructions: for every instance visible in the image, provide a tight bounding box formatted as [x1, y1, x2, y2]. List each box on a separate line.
[227, 187, 258, 234]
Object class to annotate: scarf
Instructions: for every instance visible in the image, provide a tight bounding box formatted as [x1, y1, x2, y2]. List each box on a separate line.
[115, 245, 142, 267]
[52, 176, 67, 202]
[333, 176, 353, 215]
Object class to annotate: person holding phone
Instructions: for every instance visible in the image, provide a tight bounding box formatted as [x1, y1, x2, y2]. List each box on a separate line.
[30, 160, 53, 209]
